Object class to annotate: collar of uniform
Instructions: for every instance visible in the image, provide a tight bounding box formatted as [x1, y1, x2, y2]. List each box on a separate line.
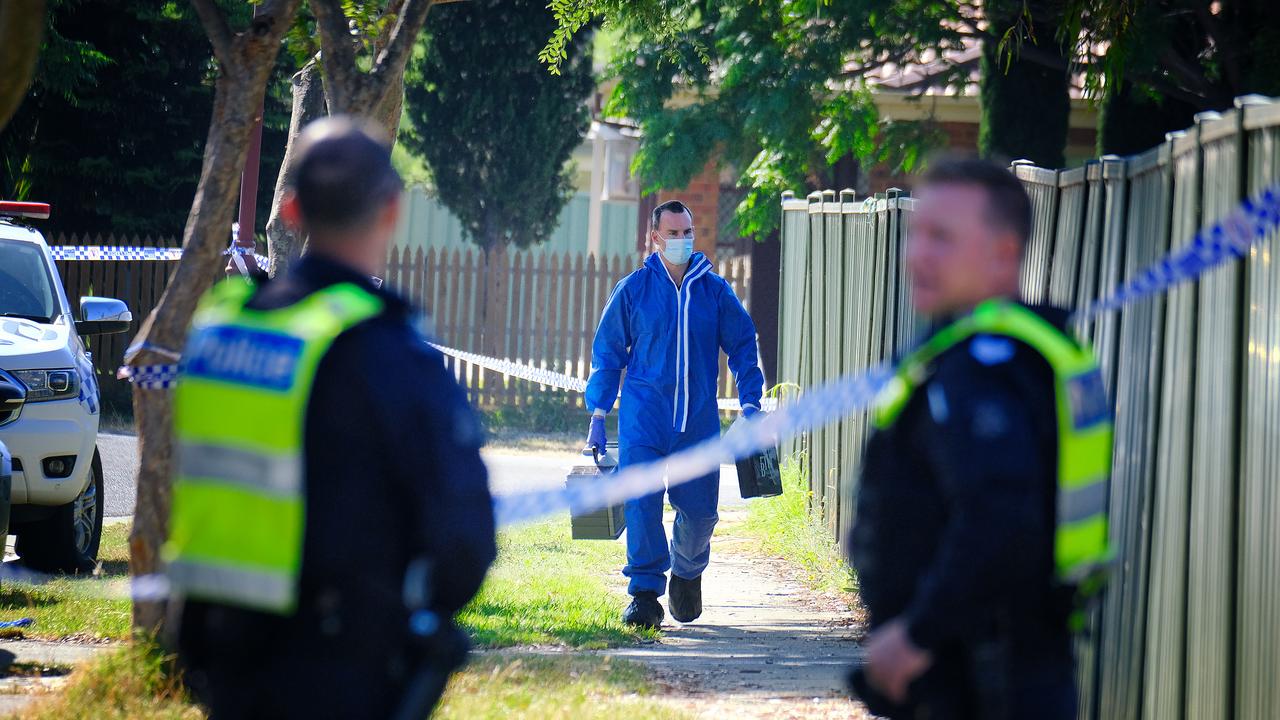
[254, 254, 410, 318]
[643, 251, 712, 284]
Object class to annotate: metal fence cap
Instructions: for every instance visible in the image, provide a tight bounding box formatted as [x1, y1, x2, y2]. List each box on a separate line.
[1241, 96, 1280, 130]
[1012, 162, 1059, 186]
[1126, 145, 1167, 177]
[781, 190, 808, 211]
[1193, 110, 1223, 124]
[1085, 159, 1103, 182]
[1199, 109, 1240, 143]
[1059, 166, 1087, 186]
[1099, 155, 1127, 180]
[1235, 94, 1272, 109]
[838, 189, 857, 202]
[1169, 128, 1199, 157]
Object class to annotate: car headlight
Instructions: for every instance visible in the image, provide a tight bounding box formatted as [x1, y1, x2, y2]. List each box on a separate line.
[12, 368, 81, 402]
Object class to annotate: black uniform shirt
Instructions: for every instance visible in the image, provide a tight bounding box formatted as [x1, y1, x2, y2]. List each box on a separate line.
[180, 255, 496, 680]
[849, 304, 1075, 676]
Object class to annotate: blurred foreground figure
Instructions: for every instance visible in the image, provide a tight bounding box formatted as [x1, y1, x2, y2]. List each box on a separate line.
[849, 157, 1112, 719]
[167, 117, 496, 719]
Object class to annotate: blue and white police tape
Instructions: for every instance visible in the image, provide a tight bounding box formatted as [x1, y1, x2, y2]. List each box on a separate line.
[48, 244, 270, 267]
[1077, 185, 1280, 319]
[493, 366, 892, 527]
[427, 342, 777, 412]
[428, 343, 588, 393]
[117, 364, 181, 390]
[49, 246, 186, 261]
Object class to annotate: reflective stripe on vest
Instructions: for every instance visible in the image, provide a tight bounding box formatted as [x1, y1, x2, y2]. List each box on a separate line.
[872, 299, 1114, 589]
[165, 279, 384, 614]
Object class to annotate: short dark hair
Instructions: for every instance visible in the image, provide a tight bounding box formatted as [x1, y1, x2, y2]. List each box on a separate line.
[651, 200, 693, 231]
[291, 116, 404, 231]
[921, 156, 1032, 245]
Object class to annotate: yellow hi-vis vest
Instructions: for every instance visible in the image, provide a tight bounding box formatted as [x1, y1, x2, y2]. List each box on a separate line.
[165, 279, 384, 614]
[872, 299, 1113, 597]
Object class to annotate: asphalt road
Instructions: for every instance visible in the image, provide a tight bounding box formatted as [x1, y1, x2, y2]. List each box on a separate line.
[97, 433, 744, 519]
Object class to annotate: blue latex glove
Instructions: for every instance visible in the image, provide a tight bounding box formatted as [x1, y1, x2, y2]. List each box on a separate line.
[742, 404, 762, 420]
[586, 414, 607, 453]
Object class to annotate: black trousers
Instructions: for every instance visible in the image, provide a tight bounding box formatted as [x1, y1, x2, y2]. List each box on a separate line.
[178, 601, 417, 720]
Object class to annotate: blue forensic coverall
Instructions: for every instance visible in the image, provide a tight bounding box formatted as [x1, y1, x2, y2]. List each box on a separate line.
[585, 251, 765, 596]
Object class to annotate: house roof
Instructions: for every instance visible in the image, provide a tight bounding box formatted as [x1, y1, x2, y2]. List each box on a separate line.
[858, 36, 1090, 99]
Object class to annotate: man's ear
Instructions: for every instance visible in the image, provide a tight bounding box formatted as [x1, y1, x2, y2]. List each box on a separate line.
[995, 230, 1024, 269]
[281, 191, 303, 231]
[650, 229, 664, 252]
[378, 193, 401, 230]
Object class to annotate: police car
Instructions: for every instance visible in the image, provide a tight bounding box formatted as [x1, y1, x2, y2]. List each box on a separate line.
[0, 202, 131, 572]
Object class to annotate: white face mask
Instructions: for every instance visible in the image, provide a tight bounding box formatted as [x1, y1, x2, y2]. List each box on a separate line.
[661, 237, 694, 265]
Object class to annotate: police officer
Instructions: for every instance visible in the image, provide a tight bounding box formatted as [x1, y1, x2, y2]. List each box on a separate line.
[848, 157, 1111, 719]
[169, 117, 496, 719]
[584, 200, 765, 629]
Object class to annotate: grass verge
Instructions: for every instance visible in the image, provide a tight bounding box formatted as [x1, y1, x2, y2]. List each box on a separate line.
[0, 523, 131, 642]
[21, 643, 687, 720]
[459, 519, 655, 648]
[0, 515, 643, 649]
[741, 458, 857, 596]
[20, 641, 200, 720]
[437, 653, 687, 720]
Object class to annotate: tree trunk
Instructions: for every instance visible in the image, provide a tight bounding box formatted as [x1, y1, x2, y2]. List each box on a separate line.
[1100, 81, 1198, 156]
[269, 1, 425, 269]
[128, 1, 300, 632]
[979, 1, 1070, 168]
[0, 0, 46, 131]
[370, 65, 408, 144]
[265, 59, 326, 278]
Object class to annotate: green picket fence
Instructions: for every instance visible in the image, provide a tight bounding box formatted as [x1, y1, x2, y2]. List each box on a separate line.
[776, 95, 1280, 720]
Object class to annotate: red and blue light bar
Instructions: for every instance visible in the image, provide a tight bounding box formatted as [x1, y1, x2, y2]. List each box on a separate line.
[0, 202, 51, 220]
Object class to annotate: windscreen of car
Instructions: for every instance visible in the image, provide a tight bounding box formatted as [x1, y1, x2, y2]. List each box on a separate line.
[0, 238, 58, 323]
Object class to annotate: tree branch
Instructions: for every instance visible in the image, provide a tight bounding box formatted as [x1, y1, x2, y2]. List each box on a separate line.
[377, 0, 411, 53]
[1156, 45, 1229, 108]
[311, 0, 363, 111]
[1194, 2, 1241, 92]
[362, 0, 435, 106]
[190, 0, 234, 67]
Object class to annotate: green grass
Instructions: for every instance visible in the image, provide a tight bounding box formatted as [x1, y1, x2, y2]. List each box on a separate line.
[20, 642, 688, 720]
[0, 517, 644, 649]
[459, 519, 656, 649]
[437, 654, 688, 720]
[741, 458, 858, 596]
[21, 640, 200, 720]
[0, 523, 132, 641]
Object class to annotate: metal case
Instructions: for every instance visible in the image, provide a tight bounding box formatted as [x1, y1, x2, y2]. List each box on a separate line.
[736, 444, 783, 499]
[568, 442, 624, 540]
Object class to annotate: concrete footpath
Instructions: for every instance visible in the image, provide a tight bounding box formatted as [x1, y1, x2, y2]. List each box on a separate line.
[0, 641, 105, 716]
[607, 514, 871, 719]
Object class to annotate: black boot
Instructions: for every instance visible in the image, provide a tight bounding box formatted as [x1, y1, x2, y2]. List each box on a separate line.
[622, 591, 664, 629]
[668, 574, 702, 623]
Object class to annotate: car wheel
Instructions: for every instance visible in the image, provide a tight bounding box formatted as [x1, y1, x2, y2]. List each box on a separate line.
[16, 449, 104, 574]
